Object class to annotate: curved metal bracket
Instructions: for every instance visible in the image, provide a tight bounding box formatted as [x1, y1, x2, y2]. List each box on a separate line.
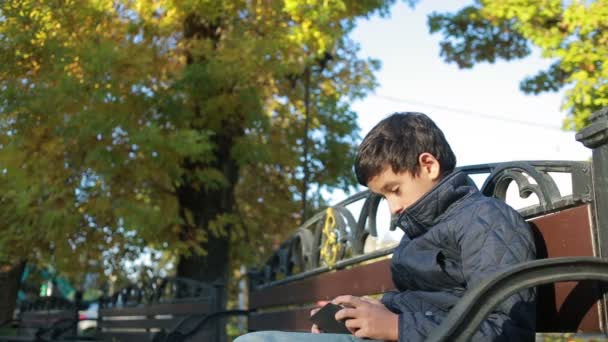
[480, 164, 562, 211]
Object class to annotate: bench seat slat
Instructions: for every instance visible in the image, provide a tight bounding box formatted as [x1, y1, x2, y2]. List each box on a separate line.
[99, 318, 182, 330]
[1, 336, 48, 342]
[99, 302, 212, 317]
[98, 332, 156, 342]
[96, 331, 215, 342]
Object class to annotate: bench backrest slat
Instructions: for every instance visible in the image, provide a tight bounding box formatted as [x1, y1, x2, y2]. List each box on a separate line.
[98, 301, 212, 317]
[98, 331, 216, 342]
[532, 204, 595, 258]
[99, 317, 182, 330]
[531, 204, 602, 332]
[96, 278, 222, 341]
[20, 311, 74, 320]
[249, 203, 604, 333]
[249, 308, 311, 332]
[97, 332, 157, 342]
[250, 258, 393, 309]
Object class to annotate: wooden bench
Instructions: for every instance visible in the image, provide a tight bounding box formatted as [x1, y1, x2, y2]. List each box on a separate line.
[96, 277, 224, 342]
[0, 296, 79, 342]
[244, 107, 608, 339]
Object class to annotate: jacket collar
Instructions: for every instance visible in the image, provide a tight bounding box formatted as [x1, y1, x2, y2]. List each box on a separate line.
[395, 171, 477, 239]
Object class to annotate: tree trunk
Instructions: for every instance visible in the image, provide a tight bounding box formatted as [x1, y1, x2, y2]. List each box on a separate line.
[176, 163, 237, 342]
[0, 261, 25, 324]
[176, 123, 241, 342]
[178, 14, 244, 342]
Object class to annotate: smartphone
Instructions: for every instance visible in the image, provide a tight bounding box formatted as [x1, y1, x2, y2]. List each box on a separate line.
[309, 303, 351, 334]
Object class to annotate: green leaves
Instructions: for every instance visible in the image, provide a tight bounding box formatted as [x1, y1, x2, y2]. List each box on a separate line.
[0, 0, 384, 283]
[428, 6, 531, 69]
[429, 0, 608, 130]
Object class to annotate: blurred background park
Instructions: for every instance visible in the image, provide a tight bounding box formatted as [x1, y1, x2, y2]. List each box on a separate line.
[0, 0, 605, 340]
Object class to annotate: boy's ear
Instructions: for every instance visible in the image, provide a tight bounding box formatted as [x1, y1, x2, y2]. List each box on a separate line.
[418, 152, 441, 181]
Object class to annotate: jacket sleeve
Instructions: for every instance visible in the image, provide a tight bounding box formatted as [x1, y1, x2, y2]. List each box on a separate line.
[381, 290, 452, 341]
[381, 200, 536, 342]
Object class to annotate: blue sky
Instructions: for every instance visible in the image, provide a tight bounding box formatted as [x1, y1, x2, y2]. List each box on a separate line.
[321, 1, 592, 242]
[349, 1, 590, 169]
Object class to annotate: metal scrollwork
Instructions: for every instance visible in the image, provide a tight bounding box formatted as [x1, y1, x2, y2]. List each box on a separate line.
[464, 161, 591, 218]
[319, 208, 340, 268]
[100, 277, 218, 309]
[288, 228, 315, 273]
[155, 277, 217, 303]
[480, 164, 561, 211]
[111, 285, 145, 307]
[333, 205, 366, 256]
[251, 160, 593, 289]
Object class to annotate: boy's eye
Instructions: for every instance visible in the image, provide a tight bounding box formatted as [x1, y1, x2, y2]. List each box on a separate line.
[391, 187, 400, 194]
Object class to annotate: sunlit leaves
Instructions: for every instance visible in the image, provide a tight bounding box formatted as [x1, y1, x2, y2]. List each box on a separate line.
[0, 0, 386, 284]
[429, 0, 608, 130]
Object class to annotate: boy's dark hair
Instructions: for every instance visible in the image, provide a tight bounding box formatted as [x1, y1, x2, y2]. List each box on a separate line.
[354, 112, 456, 186]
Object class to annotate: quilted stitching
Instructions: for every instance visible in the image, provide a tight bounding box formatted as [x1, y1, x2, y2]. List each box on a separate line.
[383, 172, 536, 342]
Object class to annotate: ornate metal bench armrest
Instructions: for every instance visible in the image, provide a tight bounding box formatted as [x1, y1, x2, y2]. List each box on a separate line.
[427, 257, 608, 342]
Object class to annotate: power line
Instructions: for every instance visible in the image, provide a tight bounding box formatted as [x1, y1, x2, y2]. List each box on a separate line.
[372, 94, 564, 131]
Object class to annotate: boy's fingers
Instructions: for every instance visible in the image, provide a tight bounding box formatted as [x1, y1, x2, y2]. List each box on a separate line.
[332, 295, 364, 308]
[310, 299, 329, 317]
[361, 296, 381, 305]
[344, 318, 361, 334]
[311, 324, 321, 334]
[335, 307, 357, 321]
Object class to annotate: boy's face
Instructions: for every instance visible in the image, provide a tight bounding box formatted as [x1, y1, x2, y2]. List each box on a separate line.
[367, 153, 440, 216]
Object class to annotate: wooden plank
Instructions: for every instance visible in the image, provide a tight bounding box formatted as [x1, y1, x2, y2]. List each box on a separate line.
[99, 301, 213, 317]
[529, 204, 602, 332]
[100, 328, 215, 342]
[98, 332, 156, 342]
[0, 336, 40, 342]
[249, 308, 312, 332]
[250, 258, 394, 309]
[19, 314, 74, 329]
[531, 204, 595, 259]
[99, 317, 181, 330]
[19, 320, 53, 328]
[21, 311, 74, 321]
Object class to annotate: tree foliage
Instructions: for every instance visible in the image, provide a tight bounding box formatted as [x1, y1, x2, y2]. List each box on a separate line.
[0, 0, 392, 285]
[428, 0, 608, 130]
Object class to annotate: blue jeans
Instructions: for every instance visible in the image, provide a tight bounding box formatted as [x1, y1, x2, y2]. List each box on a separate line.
[234, 331, 385, 342]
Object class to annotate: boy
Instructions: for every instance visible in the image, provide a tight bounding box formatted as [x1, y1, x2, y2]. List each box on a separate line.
[236, 112, 536, 341]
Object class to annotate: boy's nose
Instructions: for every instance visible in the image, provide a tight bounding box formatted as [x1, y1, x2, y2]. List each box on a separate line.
[389, 202, 404, 216]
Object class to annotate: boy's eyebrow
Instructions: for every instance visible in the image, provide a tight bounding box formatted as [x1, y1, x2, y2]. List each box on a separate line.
[381, 182, 400, 193]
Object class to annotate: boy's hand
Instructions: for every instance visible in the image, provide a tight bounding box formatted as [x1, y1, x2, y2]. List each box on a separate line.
[332, 295, 399, 341]
[310, 301, 329, 333]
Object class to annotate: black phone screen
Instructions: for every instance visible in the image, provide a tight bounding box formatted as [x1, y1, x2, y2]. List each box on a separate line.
[309, 303, 351, 334]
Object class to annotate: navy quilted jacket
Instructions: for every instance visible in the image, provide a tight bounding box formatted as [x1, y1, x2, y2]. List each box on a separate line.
[381, 171, 536, 341]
